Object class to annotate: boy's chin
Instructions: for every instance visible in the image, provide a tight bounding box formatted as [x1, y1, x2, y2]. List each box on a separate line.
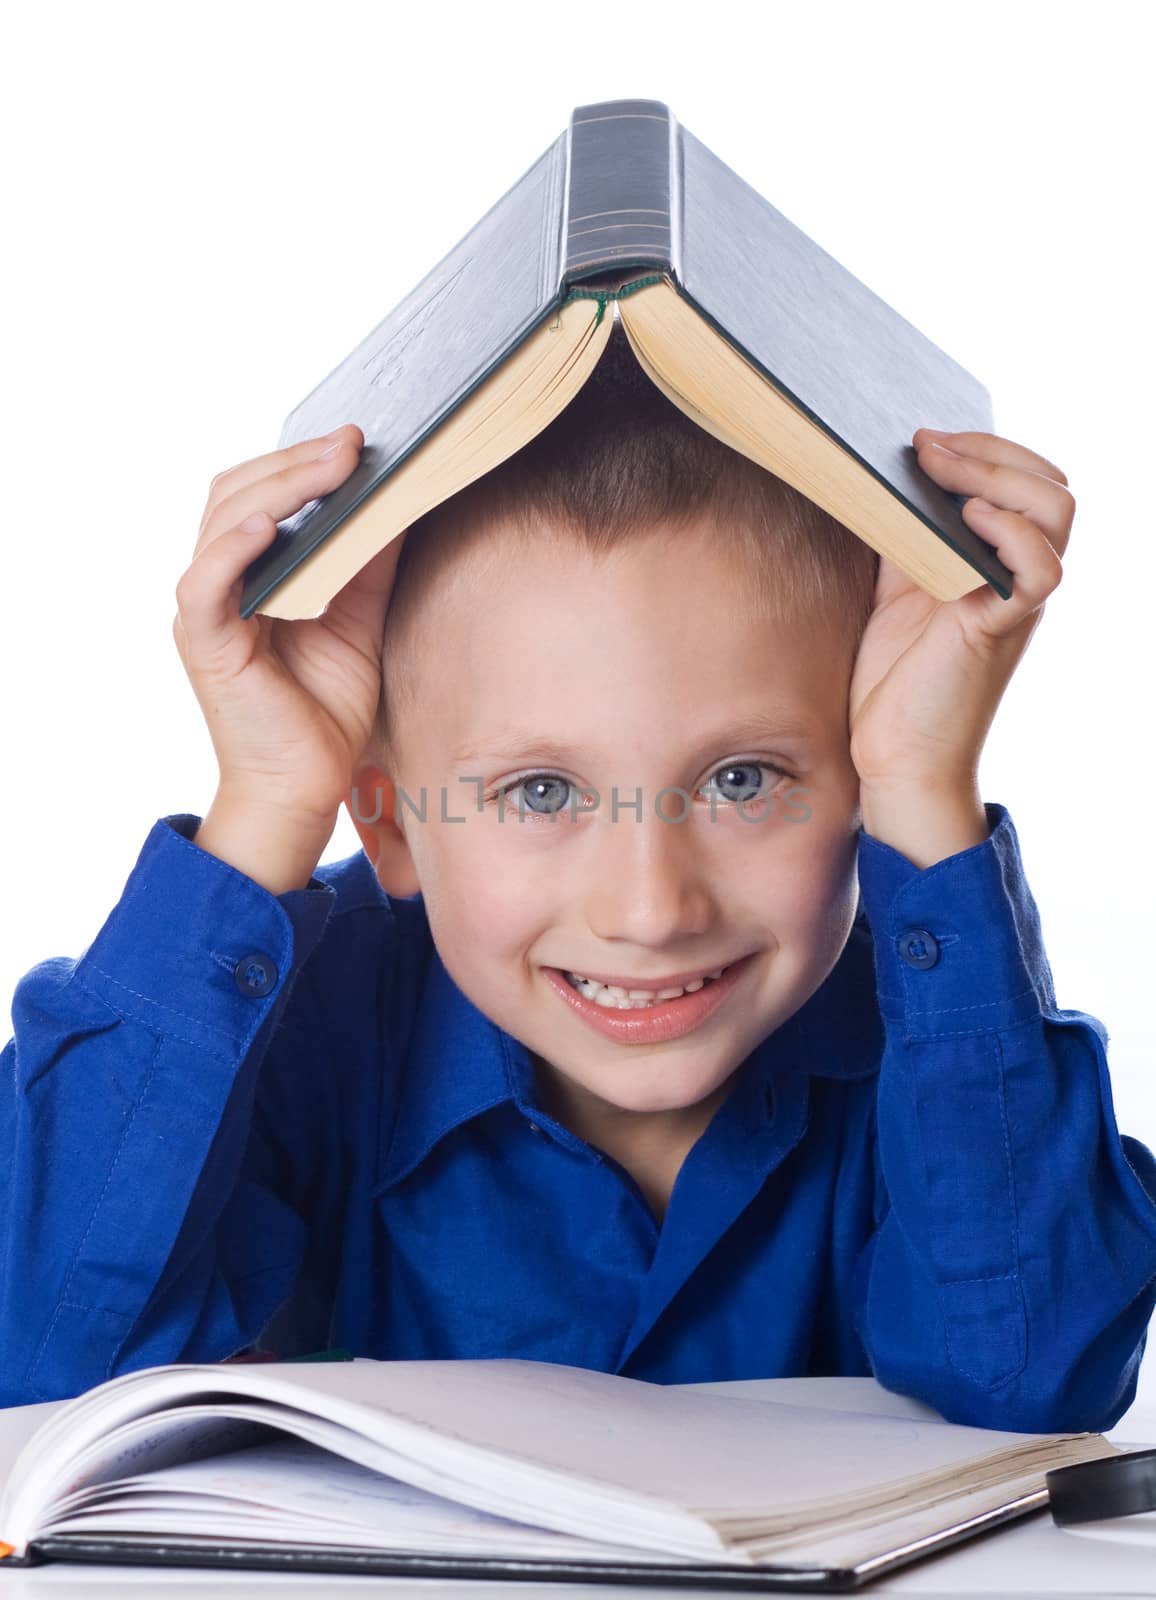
[608, 1081, 735, 1117]
[544, 1055, 740, 1119]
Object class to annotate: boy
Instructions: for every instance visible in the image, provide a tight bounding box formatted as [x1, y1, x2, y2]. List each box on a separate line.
[3, 326, 1155, 1431]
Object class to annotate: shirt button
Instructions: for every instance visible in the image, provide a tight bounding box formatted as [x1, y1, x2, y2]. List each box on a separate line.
[525, 1118, 544, 1137]
[898, 928, 939, 970]
[234, 952, 278, 997]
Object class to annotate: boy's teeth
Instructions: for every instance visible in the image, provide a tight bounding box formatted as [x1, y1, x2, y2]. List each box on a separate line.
[563, 966, 728, 1008]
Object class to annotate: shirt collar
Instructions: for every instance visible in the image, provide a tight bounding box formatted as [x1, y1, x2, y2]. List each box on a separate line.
[376, 907, 882, 1193]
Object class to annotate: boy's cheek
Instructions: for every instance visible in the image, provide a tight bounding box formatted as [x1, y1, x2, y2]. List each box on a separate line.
[761, 813, 861, 953]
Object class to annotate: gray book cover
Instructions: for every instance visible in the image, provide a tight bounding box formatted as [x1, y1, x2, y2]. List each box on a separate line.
[239, 97, 1007, 619]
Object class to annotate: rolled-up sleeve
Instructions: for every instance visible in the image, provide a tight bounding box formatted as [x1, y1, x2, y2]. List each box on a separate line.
[0, 814, 337, 1405]
[852, 801, 1156, 1432]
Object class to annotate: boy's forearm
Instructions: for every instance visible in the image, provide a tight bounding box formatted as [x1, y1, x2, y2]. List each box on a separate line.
[193, 793, 335, 896]
[858, 778, 991, 870]
[857, 795, 1156, 1431]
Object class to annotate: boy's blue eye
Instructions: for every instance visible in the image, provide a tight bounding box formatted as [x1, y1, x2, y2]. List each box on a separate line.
[513, 775, 573, 815]
[702, 762, 768, 804]
[490, 761, 788, 816]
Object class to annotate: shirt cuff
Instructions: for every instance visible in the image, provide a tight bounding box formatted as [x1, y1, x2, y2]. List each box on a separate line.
[856, 801, 1058, 1032]
[75, 814, 337, 1061]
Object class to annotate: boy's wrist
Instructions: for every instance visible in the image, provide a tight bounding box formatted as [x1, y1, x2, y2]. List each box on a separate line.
[194, 790, 336, 896]
[858, 777, 991, 870]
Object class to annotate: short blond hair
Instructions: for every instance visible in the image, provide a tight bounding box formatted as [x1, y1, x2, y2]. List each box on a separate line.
[369, 319, 878, 770]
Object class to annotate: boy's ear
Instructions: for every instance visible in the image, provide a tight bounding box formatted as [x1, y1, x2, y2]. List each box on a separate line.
[343, 761, 421, 898]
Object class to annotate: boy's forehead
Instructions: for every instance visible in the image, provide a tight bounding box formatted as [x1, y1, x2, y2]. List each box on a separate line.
[383, 511, 856, 758]
[414, 533, 817, 669]
[425, 511, 835, 623]
[397, 555, 848, 758]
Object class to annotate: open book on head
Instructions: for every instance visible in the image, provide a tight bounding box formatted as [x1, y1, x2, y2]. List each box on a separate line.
[0, 1357, 1120, 1590]
[238, 96, 1012, 623]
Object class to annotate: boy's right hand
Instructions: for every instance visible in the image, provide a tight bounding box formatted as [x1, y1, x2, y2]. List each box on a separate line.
[173, 423, 405, 892]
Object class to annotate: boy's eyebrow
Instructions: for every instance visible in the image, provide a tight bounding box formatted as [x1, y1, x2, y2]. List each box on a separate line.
[451, 711, 824, 770]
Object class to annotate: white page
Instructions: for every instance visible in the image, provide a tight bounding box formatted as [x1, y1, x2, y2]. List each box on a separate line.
[44, 1436, 678, 1563]
[683, 1375, 950, 1420]
[29, 1437, 1063, 1576]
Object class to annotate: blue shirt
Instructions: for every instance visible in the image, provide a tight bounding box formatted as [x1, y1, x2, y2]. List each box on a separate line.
[3, 801, 1156, 1432]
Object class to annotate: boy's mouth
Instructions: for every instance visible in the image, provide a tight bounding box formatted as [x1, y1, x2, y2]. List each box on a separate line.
[542, 955, 757, 1046]
[561, 962, 735, 1010]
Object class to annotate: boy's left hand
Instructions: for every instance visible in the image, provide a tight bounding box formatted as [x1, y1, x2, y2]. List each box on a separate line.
[848, 429, 1075, 806]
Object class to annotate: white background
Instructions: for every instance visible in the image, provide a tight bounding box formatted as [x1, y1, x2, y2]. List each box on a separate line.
[3, 2, 1155, 1409]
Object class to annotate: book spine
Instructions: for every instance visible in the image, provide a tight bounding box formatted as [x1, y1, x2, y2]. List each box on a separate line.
[563, 99, 676, 283]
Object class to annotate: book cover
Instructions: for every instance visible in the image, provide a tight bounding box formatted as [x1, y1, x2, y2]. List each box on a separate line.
[238, 98, 1009, 619]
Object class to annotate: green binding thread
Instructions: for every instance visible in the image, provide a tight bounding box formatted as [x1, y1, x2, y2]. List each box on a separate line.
[549, 273, 667, 331]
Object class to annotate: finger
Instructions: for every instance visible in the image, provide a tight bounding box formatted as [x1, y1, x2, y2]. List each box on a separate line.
[175, 513, 278, 675]
[171, 608, 190, 669]
[192, 435, 362, 563]
[954, 501, 1064, 637]
[915, 441, 1075, 559]
[321, 533, 408, 646]
[870, 551, 919, 613]
[195, 423, 364, 548]
[913, 427, 1069, 488]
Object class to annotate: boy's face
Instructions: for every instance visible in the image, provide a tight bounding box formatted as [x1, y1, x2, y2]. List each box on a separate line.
[348, 515, 863, 1122]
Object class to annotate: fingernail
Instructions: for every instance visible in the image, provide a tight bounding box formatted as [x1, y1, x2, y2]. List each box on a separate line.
[320, 439, 344, 459]
[968, 498, 997, 513]
[926, 440, 960, 457]
[241, 513, 267, 532]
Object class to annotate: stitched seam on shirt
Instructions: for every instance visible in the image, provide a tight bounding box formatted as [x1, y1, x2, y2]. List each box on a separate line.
[996, 1028, 1024, 1280]
[941, 1030, 1027, 1390]
[904, 1015, 1044, 1041]
[77, 959, 245, 1056]
[25, 1028, 164, 1391]
[904, 988, 1038, 1016]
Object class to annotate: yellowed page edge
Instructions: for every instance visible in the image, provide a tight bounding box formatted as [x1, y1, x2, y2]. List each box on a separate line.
[259, 299, 612, 620]
[618, 280, 984, 604]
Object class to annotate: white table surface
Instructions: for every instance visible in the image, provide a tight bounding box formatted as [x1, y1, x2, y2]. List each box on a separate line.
[2, 1376, 1154, 1598]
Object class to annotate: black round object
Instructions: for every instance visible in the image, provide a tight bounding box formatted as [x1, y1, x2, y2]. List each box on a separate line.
[1046, 1448, 1156, 1525]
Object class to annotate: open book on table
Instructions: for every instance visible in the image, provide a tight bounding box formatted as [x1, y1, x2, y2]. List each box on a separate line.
[0, 1358, 1120, 1591]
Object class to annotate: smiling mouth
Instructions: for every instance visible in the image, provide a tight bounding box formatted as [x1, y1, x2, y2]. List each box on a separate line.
[562, 961, 737, 1010]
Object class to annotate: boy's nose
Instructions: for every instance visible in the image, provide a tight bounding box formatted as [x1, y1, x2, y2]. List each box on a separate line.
[583, 795, 715, 945]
